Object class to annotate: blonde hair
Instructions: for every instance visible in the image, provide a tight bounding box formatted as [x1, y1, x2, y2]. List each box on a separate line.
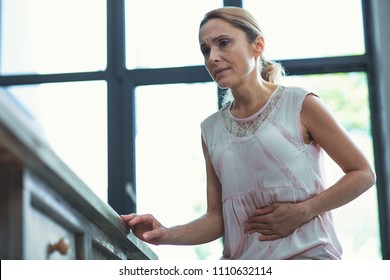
[200, 7, 285, 105]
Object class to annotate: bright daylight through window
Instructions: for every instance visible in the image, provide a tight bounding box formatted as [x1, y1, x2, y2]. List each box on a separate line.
[1, 0, 382, 260]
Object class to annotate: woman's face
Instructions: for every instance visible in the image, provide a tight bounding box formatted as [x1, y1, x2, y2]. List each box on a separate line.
[199, 18, 260, 89]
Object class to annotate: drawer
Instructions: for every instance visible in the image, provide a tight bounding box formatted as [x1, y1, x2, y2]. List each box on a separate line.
[23, 172, 84, 260]
[24, 205, 78, 260]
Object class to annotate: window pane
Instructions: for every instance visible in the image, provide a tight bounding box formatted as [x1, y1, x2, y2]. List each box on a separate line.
[125, 0, 222, 69]
[135, 83, 222, 259]
[1, 0, 107, 75]
[284, 72, 381, 259]
[243, 0, 365, 60]
[6, 81, 108, 203]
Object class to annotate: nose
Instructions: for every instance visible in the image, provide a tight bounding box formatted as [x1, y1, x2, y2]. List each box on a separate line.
[208, 47, 220, 64]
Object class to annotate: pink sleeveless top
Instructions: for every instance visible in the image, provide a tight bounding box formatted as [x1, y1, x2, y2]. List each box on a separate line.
[201, 86, 342, 259]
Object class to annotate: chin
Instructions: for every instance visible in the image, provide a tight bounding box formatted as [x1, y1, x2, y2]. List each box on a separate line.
[217, 84, 229, 90]
[215, 79, 232, 90]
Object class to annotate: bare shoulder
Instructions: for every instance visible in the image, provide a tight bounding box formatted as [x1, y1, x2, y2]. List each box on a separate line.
[302, 93, 327, 112]
[299, 93, 335, 143]
[301, 93, 336, 128]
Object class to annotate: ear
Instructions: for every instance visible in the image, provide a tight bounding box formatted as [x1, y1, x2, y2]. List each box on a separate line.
[253, 35, 265, 58]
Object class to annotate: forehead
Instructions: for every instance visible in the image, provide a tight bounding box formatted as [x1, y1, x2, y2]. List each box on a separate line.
[199, 18, 244, 44]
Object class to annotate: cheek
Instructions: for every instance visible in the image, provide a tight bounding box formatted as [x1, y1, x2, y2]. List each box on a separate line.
[234, 57, 255, 77]
[242, 56, 257, 75]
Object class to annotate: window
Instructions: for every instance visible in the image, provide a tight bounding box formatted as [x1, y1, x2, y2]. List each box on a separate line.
[1, 0, 106, 75]
[125, 0, 222, 69]
[135, 82, 223, 259]
[1, 0, 387, 259]
[242, 0, 381, 259]
[284, 72, 381, 259]
[243, 0, 365, 60]
[5, 81, 108, 202]
[1, 0, 108, 202]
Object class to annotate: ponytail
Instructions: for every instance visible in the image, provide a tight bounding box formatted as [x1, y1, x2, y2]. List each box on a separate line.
[260, 56, 285, 83]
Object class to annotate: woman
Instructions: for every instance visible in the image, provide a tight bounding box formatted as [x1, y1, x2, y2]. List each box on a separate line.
[121, 7, 375, 259]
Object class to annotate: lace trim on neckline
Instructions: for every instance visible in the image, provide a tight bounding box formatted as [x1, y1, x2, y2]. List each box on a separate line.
[222, 86, 285, 138]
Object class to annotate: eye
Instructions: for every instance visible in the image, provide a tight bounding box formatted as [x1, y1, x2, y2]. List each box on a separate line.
[201, 47, 210, 57]
[219, 39, 230, 48]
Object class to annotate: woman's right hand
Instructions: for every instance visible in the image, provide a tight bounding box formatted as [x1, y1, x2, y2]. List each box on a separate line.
[121, 213, 167, 245]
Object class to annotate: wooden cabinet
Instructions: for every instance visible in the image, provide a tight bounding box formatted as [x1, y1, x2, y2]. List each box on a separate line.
[0, 89, 157, 260]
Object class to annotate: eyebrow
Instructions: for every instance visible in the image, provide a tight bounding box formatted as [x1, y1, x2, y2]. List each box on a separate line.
[200, 35, 231, 50]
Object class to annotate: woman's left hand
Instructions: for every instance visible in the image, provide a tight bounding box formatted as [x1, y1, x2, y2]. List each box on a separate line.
[245, 202, 310, 241]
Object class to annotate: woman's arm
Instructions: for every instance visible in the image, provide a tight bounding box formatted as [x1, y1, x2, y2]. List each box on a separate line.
[299, 94, 375, 217]
[121, 137, 224, 245]
[246, 94, 376, 241]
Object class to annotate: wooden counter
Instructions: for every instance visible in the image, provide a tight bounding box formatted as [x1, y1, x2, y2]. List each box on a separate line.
[0, 88, 157, 260]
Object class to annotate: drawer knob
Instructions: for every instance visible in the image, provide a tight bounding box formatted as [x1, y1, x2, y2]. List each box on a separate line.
[48, 238, 70, 255]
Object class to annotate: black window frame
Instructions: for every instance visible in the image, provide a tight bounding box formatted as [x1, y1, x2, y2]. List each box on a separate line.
[0, 0, 388, 259]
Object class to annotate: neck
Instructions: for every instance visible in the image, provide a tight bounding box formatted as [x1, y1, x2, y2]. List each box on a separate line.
[230, 80, 278, 118]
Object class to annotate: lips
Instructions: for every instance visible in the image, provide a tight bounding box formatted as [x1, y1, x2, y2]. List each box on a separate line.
[214, 67, 229, 79]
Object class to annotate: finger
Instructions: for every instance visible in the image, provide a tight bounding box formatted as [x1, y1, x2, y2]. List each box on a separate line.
[255, 205, 275, 215]
[247, 215, 268, 223]
[259, 234, 280, 241]
[245, 222, 271, 235]
[248, 229, 261, 234]
[245, 221, 268, 231]
[124, 214, 146, 229]
[120, 213, 136, 222]
[248, 228, 274, 236]
[142, 228, 164, 242]
[120, 214, 137, 228]
[127, 214, 154, 227]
